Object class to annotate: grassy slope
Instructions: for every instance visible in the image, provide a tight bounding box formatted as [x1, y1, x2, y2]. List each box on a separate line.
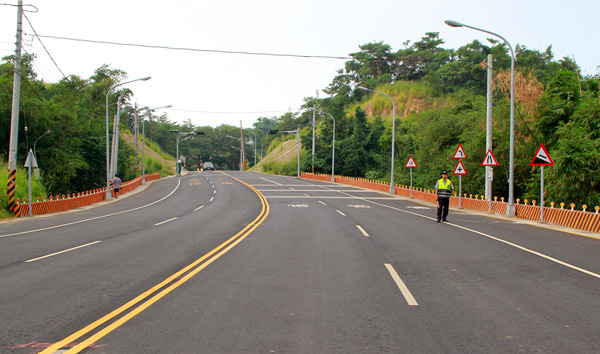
[260, 81, 459, 174]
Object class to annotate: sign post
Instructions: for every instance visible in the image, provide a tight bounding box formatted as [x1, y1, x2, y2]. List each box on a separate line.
[453, 160, 467, 208]
[452, 144, 468, 208]
[24, 149, 38, 216]
[481, 149, 500, 213]
[404, 155, 417, 199]
[530, 144, 554, 222]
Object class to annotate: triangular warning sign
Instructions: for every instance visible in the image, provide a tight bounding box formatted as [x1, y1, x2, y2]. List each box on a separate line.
[24, 149, 38, 168]
[481, 149, 499, 167]
[405, 156, 418, 168]
[453, 160, 468, 175]
[453, 144, 468, 159]
[530, 144, 554, 166]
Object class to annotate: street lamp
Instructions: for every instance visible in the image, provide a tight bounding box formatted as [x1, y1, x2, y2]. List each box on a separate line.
[243, 130, 258, 171]
[250, 130, 257, 171]
[309, 108, 336, 183]
[142, 105, 172, 184]
[33, 129, 51, 162]
[226, 135, 245, 170]
[105, 76, 151, 199]
[445, 20, 516, 216]
[170, 129, 202, 175]
[231, 145, 242, 171]
[267, 128, 300, 177]
[357, 86, 396, 193]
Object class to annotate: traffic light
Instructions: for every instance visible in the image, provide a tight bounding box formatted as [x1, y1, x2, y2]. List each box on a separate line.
[268, 129, 279, 134]
[196, 131, 205, 135]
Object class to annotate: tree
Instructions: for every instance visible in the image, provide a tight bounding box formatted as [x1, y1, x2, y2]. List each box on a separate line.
[536, 70, 581, 144]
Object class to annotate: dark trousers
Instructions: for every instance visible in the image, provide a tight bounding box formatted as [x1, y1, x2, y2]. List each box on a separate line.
[437, 197, 450, 220]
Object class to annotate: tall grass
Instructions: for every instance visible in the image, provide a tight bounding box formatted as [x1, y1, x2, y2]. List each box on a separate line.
[144, 156, 174, 177]
[350, 81, 461, 122]
[0, 161, 48, 218]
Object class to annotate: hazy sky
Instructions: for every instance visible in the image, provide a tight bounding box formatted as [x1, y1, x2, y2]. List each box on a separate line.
[1, 0, 598, 128]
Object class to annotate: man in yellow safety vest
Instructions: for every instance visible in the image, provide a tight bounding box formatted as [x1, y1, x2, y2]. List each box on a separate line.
[435, 170, 454, 222]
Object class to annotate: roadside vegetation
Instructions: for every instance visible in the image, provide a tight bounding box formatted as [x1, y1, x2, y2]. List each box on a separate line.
[1, 32, 599, 214]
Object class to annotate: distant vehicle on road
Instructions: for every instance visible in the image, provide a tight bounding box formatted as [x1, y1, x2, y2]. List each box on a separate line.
[203, 162, 215, 171]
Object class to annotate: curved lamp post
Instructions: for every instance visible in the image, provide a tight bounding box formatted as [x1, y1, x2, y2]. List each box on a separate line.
[231, 145, 242, 171]
[445, 20, 516, 216]
[357, 86, 396, 193]
[310, 108, 336, 183]
[142, 105, 172, 184]
[33, 129, 51, 161]
[105, 76, 151, 199]
[248, 130, 257, 171]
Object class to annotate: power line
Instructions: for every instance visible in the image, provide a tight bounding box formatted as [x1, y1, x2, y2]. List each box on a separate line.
[32, 34, 353, 60]
[170, 108, 301, 115]
[30, 34, 449, 63]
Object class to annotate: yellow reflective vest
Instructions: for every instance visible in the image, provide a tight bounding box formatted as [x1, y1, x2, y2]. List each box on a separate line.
[436, 178, 453, 198]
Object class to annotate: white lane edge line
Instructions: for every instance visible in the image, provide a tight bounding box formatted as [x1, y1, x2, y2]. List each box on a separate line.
[1, 179, 182, 239]
[194, 205, 204, 211]
[25, 241, 102, 263]
[385, 263, 419, 306]
[154, 217, 178, 226]
[307, 183, 600, 281]
[356, 225, 369, 237]
[336, 210, 346, 216]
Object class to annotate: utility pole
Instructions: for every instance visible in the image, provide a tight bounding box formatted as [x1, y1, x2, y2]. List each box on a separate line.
[485, 54, 493, 200]
[312, 104, 315, 173]
[134, 103, 138, 171]
[240, 121, 246, 171]
[7, 0, 23, 214]
[110, 96, 122, 179]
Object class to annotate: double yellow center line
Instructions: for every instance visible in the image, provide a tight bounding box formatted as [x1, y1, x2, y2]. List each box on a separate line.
[39, 176, 269, 353]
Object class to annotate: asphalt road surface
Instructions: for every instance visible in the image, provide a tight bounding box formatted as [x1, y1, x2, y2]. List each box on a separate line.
[1, 171, 599, 353]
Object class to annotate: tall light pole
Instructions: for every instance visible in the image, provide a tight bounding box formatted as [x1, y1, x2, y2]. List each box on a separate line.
[267, 128, 300, 178]
[445, 20, 516, 216]
[105, 76, 151, 199]
[358, 86, 396, 193]
[247, 130, 257, 171]
[33, 130, 51, 162]
[309, 108, 336, 183]
[226, 135, 245, 171]
[319, 110, 336, 183]
[231, 146, 242, 171]
[170, 130, 203, 175]
[142, 105, 171, 184]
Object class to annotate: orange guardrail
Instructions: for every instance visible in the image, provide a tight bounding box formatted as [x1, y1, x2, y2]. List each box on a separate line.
[301, 173, 599, 234]
[15, 173, 161, 217]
